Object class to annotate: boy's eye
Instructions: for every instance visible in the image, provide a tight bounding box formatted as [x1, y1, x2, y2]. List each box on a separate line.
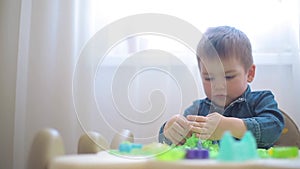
[203, 75, 235, 81]
[204, 77, 214, 81]
[225, 75, 235, 80]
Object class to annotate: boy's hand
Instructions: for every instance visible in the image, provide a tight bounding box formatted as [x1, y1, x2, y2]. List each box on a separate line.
[163, 114, 192, 145]
[187, 113, 226, 140]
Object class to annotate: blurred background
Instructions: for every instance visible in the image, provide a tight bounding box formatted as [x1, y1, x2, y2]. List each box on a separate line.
[1, 0, 299, 169]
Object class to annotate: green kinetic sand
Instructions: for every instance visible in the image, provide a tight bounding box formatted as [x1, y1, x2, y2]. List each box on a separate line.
[268, 147, 299, 158]
[176, 133, 219, 159]
[112, 131, 298, 161]
[155, 147, 186, 161]
[155, 134, 219, 161]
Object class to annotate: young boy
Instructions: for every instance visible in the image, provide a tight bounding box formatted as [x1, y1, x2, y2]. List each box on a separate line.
[159, 26, 284, 149]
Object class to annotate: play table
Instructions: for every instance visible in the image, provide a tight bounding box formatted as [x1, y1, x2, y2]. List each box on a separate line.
[49, 150, 300, 169]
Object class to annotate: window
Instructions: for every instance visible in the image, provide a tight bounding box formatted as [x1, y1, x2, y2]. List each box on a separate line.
[79, 0, 299, 66]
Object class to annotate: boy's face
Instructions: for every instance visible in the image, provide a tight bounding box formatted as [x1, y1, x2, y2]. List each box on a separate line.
[199, 57, 255, 107]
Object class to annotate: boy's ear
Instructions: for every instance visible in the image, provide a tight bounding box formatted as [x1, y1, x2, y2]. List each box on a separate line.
[247, 64, 256, 83]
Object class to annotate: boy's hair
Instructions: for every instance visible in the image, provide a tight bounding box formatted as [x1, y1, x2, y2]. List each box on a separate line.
[197, 26, 253, 71]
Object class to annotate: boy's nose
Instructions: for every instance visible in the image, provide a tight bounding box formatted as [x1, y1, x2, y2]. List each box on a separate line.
[212, 79, 226, 89]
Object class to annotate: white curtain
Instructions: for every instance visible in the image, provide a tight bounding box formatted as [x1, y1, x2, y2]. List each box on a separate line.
[14, 0, 300, 169]
[14, 1, 80, 169]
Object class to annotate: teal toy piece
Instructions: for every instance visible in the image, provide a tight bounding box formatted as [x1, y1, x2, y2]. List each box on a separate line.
[118, 142, 143, 153]
[217, 131, 258, 162]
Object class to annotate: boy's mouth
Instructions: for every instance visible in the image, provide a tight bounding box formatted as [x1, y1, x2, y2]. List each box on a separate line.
[211, 94, 228, 103]
[213, 94, 227, 98]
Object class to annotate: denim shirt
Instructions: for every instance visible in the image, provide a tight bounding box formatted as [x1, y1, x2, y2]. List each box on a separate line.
[159, 85, 284, 149]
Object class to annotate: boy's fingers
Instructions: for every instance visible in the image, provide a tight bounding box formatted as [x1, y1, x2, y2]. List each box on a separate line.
[199, 134, 211, 140]
[176, 115, 190, 128]
[192, 128, 211, 140]
[187, 115, 207, 122]
[190, 126, 207, 134]
[186, 130, 193, 138]
[167, 128, 186, 145]
[170, 121, 186, 135]
[189, 121, 206, 128]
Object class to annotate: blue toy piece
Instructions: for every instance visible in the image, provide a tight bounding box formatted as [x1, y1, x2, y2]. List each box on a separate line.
[118, 142, 143, 153]
[119, 142, 132, 153]
[131, 143, 143, 149]
[197, 140, 202, 149]
[217, 131, 258, 162]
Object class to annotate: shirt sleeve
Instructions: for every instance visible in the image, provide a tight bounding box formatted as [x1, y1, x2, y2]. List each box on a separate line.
[183, 100, 201, 117]
[242, 91, 284, 148]
[158, 122, 172, 145]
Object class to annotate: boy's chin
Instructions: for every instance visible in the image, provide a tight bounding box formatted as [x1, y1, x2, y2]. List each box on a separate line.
[210, 98, 232, 108]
